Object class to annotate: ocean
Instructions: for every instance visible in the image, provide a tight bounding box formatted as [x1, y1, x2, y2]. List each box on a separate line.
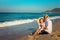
[0, 12, 60, 22]
[0, 12, 60, 39]
[0, 12, 60, 27]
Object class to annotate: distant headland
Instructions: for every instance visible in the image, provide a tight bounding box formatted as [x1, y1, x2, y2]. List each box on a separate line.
[46, 8, 60, 12]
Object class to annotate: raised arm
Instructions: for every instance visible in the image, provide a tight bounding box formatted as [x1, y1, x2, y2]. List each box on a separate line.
[37, 19, 41, 29]
[41, 23, 47, 30]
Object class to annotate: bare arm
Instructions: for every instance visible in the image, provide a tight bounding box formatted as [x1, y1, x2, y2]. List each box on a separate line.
[37, 19, 41, 29]
[41, 23, 47, 30]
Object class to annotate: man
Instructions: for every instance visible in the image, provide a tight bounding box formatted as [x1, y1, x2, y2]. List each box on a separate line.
[44, 15, 52, 34]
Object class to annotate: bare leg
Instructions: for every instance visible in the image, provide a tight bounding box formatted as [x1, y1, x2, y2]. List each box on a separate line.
[27, 28, 42, 40]
[33, 28, 41, 37]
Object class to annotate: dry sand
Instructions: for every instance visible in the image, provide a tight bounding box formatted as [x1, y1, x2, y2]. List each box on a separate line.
[15, 20, 60, 40]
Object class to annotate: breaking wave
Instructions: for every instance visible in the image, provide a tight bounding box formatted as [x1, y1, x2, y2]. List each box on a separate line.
[0, 16, 60, 27]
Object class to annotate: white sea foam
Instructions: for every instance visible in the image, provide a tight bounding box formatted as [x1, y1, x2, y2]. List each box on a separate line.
[50, 16, 60, 20]
[0, 19, 36, 27]
[0, 16, 60, 27]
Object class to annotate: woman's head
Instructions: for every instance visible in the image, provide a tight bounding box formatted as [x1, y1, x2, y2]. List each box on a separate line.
[39, 18, 44, 23]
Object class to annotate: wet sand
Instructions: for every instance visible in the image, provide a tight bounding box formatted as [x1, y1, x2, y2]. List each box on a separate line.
[0, 21, 37, 40]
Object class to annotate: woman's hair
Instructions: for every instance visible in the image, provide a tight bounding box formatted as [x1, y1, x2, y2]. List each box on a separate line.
[39, 18, 44, 23]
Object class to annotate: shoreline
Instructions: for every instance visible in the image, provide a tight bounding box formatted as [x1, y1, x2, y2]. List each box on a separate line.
[0, 19, 60, 40]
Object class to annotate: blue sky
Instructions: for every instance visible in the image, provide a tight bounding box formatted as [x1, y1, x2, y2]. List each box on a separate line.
[0, 0, 60, 12]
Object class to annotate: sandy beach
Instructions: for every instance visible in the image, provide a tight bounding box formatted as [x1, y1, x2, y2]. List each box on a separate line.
[15, 20, 60, 40]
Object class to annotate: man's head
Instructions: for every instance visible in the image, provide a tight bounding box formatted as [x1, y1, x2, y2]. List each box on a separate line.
[44, 15, 49, 20]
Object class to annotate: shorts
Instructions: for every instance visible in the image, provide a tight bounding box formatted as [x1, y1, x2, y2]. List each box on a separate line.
[39, 30, 49, 34]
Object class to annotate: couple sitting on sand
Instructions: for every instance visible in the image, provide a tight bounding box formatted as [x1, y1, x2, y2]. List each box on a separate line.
[31, 15, 52, 36]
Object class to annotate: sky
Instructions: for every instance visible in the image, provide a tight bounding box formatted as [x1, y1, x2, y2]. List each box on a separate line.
[0, 0, 60, 12]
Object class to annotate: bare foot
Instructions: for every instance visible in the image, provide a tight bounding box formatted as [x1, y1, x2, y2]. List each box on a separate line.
[27, 35, 35, 40]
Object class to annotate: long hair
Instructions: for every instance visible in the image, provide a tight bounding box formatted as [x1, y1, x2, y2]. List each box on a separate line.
[39, 18, 44, 23]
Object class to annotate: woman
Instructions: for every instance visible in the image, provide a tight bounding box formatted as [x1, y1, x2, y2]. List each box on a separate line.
[38, 18, 46, 30]
[38, 18, 48, 34]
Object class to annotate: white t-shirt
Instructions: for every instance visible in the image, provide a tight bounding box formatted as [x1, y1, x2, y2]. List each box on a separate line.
[45, 19, 52, 33]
